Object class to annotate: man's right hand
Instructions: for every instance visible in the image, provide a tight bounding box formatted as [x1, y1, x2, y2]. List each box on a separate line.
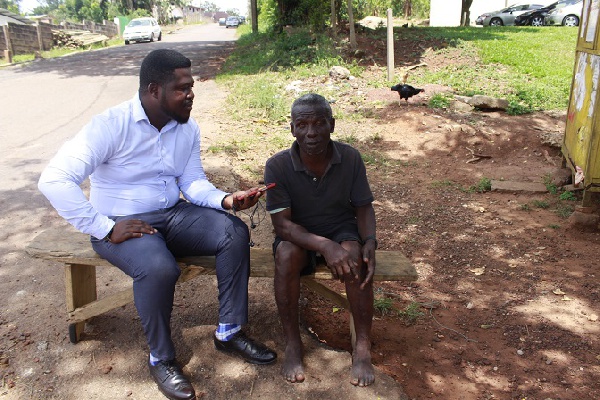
[321, 241, 359, 282]
[109, 219, 157, 244]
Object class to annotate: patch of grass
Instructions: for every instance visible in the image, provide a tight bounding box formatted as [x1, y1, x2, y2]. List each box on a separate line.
[549, 224, 561, 229]
[428, 93, 452, 109]
[559, 191, 577, 201]
[555, 204, 574, 218]
[431, 179, 459, 188]
[407, 26, 577, 113]
[532, 200, 550, 209]
[468, 177, 492, 193]
[519, 203, 531, 211]
[397, 301, 424, 324]
[373, 297, 395, 316]
[543, 174, 559, 194]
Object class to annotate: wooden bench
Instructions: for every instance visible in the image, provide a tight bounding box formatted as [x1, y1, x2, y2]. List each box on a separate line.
[26, 229, 417, 345]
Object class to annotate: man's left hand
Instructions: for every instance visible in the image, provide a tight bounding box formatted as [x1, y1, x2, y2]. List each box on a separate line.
[360, 241, 376, 289]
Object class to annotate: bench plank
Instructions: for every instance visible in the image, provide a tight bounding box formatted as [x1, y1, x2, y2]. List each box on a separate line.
[27, 229, 417, 343]
[27, 229, 418, 281]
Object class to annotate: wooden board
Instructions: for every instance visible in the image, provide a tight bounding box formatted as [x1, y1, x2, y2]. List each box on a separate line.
[27, 229, 417, 281]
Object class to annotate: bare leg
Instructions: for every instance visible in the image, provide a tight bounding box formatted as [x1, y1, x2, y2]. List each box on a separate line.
[274, 242, 306, 383]
[342, 241, 375, 387]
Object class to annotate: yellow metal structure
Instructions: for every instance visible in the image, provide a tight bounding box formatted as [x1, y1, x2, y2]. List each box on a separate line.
[563, 0, 600, 205]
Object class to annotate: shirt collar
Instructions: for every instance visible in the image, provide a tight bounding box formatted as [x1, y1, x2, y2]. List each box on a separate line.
[290, 140, 342, 172]
[131, 92, 178, 132]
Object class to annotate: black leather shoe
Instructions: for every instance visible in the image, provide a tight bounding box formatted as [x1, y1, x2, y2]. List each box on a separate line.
[148, 357, 196, 400]
[214, 331, 277, 365]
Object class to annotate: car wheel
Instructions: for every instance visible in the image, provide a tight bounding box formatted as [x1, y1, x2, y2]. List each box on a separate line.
[563, 15, 579, 27]
[158, 32, 162, 41]
[149, 33, 154, 42]
[531, 16, 544, 26]
[125, 40, 130, 45]
[489, 18, 503, 26]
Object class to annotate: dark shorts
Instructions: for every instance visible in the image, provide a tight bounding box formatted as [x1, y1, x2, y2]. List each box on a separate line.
[272, 224, 361, 276]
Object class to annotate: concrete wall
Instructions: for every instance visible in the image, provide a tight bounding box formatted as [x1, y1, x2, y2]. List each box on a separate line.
[430, 0, 462, 26]
[1, 19, 118, 58]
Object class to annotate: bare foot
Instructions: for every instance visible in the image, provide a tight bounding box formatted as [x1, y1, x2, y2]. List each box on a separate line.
[350, 348, 375, 387]
[282, 344, 305, 383]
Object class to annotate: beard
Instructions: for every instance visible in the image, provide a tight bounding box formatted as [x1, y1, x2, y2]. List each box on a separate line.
[160, 93, 191, 124]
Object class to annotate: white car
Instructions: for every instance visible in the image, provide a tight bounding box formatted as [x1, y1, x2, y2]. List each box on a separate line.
[123, 17, 162, 45]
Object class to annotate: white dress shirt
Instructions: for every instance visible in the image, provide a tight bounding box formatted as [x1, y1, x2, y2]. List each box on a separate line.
[38, 93, 227, 240]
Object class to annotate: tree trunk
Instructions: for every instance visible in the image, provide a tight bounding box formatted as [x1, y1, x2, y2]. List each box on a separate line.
[403, 0, 412, 18]
[461, 0, 474, 26]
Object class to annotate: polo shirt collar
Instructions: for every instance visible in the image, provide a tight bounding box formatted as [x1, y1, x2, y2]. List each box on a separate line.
[290, 140, 342, 172]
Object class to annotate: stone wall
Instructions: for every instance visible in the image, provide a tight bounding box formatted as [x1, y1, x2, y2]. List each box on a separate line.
[1, 19, 118, 59]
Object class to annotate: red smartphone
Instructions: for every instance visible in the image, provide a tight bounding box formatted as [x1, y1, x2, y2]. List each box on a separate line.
[240, 183, 276, 199]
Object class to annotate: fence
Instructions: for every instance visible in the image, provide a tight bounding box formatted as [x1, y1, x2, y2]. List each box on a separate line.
[1, 19, 119, 60]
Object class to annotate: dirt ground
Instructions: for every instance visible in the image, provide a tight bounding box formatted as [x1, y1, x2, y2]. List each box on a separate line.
[2, 27, 599, 400]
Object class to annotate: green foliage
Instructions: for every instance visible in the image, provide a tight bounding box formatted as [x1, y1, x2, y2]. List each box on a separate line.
[469, 177, 492, 193]
[543, 174, 559, 194]
[559, 191, 577, 201]
[555, 204, 574, 218]
[408, 26, 577, 113]
[532, 200, 549, 209]
[1, 0, 20, 14]
[397, 301, 424, 324]
[223, 29, 343, 75]
[373, 297, 394, 316]
[428, 93, 451, 109]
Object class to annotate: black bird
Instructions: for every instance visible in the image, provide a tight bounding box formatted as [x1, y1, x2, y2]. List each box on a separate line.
[391, 84, 424, 103]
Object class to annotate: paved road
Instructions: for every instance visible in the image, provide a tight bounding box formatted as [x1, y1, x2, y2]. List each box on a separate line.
[0, 21, 238, 289]
[0, 23, 236, 188]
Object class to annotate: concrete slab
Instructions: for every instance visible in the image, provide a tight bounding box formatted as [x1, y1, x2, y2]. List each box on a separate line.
[491, 180, 548, 193]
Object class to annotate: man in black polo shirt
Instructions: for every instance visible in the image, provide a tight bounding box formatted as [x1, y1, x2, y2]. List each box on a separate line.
[264, 93, 377, 387]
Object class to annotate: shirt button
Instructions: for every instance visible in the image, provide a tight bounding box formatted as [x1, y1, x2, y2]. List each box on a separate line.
[313, 177, 317, 181]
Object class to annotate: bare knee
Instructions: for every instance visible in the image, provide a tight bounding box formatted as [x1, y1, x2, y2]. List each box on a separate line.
[274, 241, 307, 277]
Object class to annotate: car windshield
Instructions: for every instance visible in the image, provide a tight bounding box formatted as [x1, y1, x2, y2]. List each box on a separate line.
[128, 20, 151, 27]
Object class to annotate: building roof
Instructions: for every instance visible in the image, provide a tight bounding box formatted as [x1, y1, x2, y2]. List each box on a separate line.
[0, 8, 35, 25]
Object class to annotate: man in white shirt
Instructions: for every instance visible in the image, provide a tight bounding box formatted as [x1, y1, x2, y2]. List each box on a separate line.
[38, 49, 276, 400]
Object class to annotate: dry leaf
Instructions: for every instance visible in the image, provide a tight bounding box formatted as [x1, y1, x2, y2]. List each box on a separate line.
[470, 267, 486, 276]
[561, 296, 573, 301]
[553, 289, 566, 295]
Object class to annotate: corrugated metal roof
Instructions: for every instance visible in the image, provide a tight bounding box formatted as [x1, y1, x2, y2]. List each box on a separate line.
[0, 8, 35, 25]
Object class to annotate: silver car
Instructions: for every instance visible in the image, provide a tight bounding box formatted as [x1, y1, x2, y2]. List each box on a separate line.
[545, 0, 583, 26]
[476, 3, 545, 26]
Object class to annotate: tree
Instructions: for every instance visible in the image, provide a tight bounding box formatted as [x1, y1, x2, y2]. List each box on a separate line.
[461, 0, 473, 26]
[1, 0, 20, 14]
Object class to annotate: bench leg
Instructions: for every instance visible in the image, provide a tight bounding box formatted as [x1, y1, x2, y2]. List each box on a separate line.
[65, 263, 97, 343]
[300, 277, 356, 350]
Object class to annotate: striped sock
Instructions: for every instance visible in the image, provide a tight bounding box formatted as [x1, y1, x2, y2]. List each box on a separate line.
[149, 353, 161, 366]
[215, 323, 241, 341]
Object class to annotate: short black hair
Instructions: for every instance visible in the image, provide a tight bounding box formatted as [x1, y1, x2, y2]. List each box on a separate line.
[291, 93, 333, 119]
[139, 49, 191, 93]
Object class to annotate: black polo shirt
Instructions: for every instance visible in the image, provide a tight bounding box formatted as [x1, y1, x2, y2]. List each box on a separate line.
[264, 140, 374, 237]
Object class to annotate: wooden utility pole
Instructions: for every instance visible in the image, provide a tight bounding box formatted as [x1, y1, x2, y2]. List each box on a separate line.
[251, 0, 258, 33]
[387, 9, 394, 81]
[347, 0, 356, 49]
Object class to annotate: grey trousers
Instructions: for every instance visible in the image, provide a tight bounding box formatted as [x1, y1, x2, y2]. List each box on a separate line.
[91, 200, 250, 361]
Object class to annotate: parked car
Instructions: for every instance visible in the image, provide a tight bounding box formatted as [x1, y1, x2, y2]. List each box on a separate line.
[123, 17, 162, 45]
[225, 16, 240, 28]
[514, 1, 559, 25]
[545, 0, 583, 26]
[218, 17, 226, 26]
[476, 3, 545, 26]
